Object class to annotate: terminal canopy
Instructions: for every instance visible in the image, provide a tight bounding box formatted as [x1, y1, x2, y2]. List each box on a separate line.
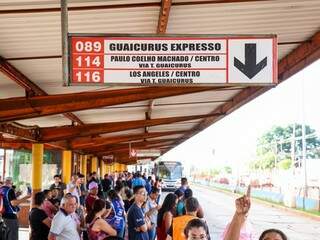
[0, 0, 320, 164]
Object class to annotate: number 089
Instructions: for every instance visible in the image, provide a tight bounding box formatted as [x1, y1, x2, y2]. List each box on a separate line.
[75, 41, 102, 52]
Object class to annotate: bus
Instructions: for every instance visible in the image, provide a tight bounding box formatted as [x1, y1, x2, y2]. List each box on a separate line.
[154, 161, 183, 191]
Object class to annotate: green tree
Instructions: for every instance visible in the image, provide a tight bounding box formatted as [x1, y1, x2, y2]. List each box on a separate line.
[224, 166, 232, 174]
[278, 159, 292, 170]
[250, 123, 320, 170]
[210, 168, 220, 176]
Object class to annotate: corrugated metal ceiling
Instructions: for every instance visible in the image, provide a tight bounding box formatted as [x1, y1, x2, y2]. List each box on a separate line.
[0, 0, 319, 158]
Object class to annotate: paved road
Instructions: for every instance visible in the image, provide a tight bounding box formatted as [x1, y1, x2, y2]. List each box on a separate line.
[191, 184, 320, 240]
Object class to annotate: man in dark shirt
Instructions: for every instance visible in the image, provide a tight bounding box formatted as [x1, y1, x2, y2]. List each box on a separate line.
[101, 174, 112, 198]
[178, 177, 189, 194]
[127, 185, 151, 240]
[49, 175, 66, 199]
[49, 187, 62, 208]
[77, 173, 86, 207]
[0, 177, 31, 240]
[29, 191, 51, 240]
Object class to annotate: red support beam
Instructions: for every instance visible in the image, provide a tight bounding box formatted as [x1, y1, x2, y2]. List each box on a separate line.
[0, 141, 66, 151]
[0, 86, 217, 123]
[0, 56, 84, 125]
[0, 123, 38, 141]
[93, 139, 178, 155]
[71, 130, 187, 149]
[157, 0, 172, 34]
[40, 113, 221, 142]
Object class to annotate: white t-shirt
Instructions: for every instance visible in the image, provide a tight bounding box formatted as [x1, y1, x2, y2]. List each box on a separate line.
[144, 197, 158, 226]
[66, 182, 80, 203]
[50, 209, 80, 240]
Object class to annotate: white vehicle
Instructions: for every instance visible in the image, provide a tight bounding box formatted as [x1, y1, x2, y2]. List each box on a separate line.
[154, 161, 183, 191]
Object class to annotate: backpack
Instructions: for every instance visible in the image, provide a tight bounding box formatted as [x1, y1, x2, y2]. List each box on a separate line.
[0, 186, 19, 216]
[0, 217, 8, 240]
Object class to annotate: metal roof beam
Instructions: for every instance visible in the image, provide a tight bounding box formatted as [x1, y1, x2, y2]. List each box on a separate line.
[0, 56, 84, 125]
[90, 139, 178, 155]
[0, 123, 38, 141]
[71, 130, 186, 149]
[0, 87, 217, 123]
[40, 113, 220, 142]
[90, 138, 177, 153]
[157, 0, 172, 34]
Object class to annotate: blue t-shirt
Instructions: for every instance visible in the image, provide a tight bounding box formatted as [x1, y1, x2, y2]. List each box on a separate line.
[178, 185, 188, 194]
[132, 178, 146, 189]
[112, 199, 125, 230]
[127, 203, 149, 240]
[145, 181, 152, 194]
[176, 200, 185, 216]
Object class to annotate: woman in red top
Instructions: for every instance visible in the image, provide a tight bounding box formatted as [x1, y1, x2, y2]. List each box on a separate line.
[156, 193, 177, 240]
[42, 189, 57, 219]
[85, 199, 117, 240]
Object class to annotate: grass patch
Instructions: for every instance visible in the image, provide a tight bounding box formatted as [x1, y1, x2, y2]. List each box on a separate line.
[296, 208, 320, 216]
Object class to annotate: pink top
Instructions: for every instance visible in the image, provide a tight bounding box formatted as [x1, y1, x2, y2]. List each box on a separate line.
[221, 221, 254, 240]
[88, 217, 109, 240]
[42, 200, 56, 219]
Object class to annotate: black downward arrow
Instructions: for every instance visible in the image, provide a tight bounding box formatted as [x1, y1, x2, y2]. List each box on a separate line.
[234, 43, 267, 79]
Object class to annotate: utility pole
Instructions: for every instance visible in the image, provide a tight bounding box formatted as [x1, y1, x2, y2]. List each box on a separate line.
[301, 80, 308, 210]
[291, 123, 296, 170]
[302, 122, 307, 210]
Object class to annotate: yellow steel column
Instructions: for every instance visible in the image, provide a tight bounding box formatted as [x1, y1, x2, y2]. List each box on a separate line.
[100, 160, 105, 177]
[62, 150, 72, 184]
[121, 164, 127, 172]
[105, 164, 110, 174]
[81, 155, 87, 180]
[104, 164, 108, 176]
[78, 155, 82, 173]
[115, 163, 121, 172]
[91, 156, 98, 173]
[31, 143, 43, 196]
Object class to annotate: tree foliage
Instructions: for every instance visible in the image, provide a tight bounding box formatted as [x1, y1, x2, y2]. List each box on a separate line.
[250, 124, 320, 170]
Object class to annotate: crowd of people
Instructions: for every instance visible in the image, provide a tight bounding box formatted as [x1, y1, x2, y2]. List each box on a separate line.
[0, 171, 290, 240]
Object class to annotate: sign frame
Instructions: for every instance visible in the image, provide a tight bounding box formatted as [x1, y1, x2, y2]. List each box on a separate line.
[67, 33, 277, 87]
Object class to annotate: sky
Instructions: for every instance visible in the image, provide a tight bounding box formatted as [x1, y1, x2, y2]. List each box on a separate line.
[161, 59, 320, 172]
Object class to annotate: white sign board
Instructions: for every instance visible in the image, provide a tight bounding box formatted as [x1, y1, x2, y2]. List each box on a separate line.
[137, 159, 152, 165]
[130, 149, 161, 157]
[69, 35, 277, 86]
[102, 155, 114, 160]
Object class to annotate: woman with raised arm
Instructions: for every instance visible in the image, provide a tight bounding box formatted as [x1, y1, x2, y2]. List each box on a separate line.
[223, 186, 288, 240]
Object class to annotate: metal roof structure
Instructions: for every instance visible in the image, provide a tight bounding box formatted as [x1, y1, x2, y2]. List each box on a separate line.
[1, 0, 320, 164]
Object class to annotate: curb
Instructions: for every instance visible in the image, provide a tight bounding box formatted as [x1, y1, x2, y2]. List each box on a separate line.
[193, 183, 320, 222]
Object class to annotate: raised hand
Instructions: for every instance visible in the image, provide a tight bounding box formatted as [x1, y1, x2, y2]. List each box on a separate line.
[235, 185, 251, 216]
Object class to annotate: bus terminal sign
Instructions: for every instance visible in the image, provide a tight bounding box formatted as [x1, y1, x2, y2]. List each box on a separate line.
[68, 34, 277, 86]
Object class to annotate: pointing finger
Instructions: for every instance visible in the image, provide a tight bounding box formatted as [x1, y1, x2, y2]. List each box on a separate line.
[246, 185, 251, 198]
